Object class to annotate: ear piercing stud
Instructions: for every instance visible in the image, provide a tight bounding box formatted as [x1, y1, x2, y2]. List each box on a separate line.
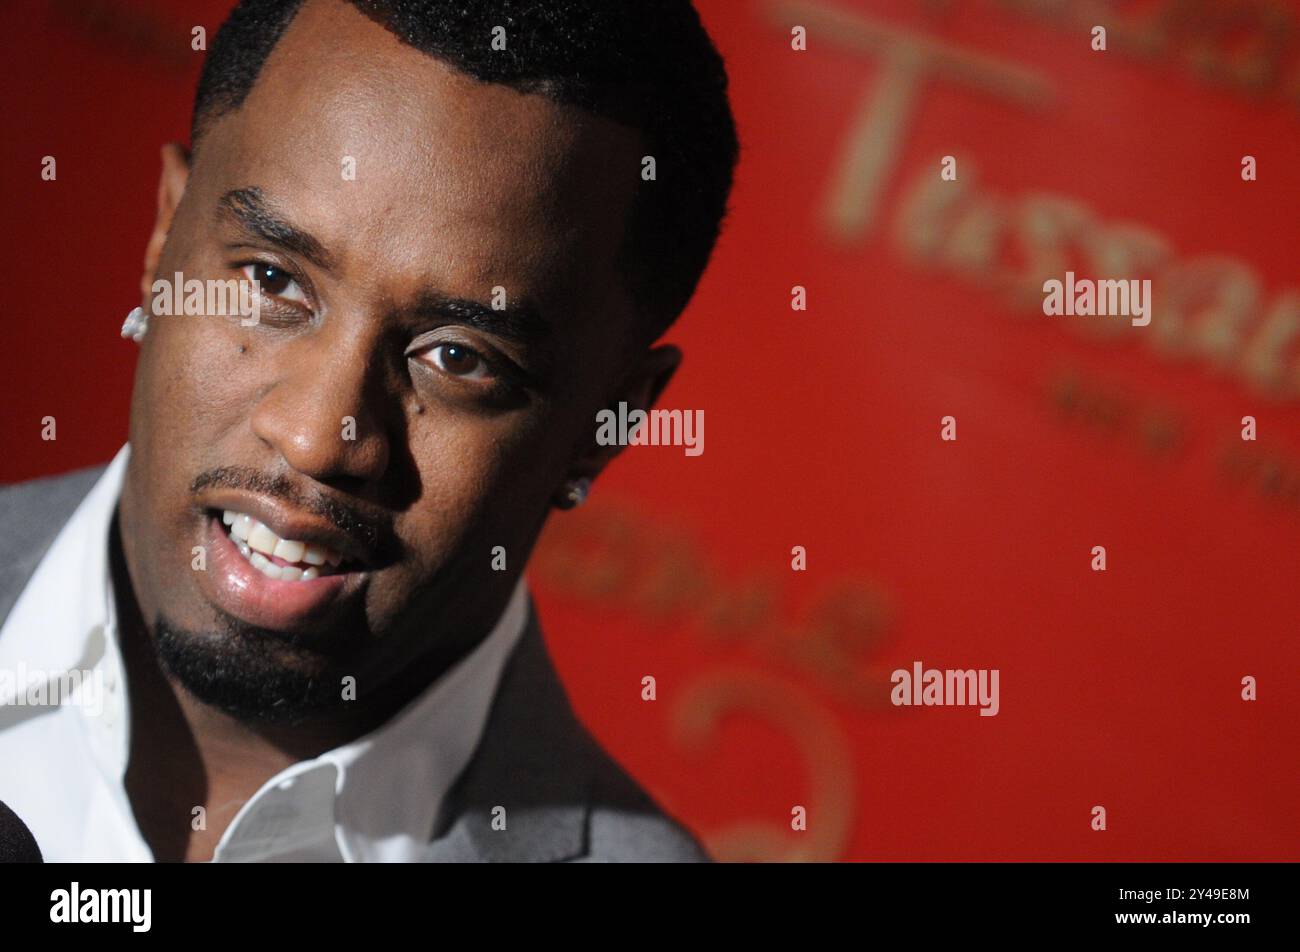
[121, 306, 149, 342]
[560, 477, 591, 509]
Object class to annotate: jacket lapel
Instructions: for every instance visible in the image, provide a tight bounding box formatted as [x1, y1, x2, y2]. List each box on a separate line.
[422, 599, 594, 862]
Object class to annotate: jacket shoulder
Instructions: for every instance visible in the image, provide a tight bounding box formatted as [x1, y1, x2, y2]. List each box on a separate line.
[0, 464, 106, 530]
[429, 608, 712, 863]
[0, 464, 107, 626]
[580, 744, 713, 862]
[517, 640, 712, 863]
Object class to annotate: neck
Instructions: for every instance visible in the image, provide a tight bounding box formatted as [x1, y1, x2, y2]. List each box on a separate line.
[109, 508, 376, 859]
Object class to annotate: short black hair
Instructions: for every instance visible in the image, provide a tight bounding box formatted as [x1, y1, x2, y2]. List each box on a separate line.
[192, 0, 740, 343]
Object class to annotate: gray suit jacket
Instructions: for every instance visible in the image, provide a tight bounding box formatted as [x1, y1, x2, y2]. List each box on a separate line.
[0, 464, 710, 863]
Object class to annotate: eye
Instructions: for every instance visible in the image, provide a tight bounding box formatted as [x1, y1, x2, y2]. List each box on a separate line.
[241, 262, 307, 304]
[422, 342, 492, 380]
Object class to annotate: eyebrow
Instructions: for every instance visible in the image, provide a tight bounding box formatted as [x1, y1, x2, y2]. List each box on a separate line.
[217, 186, 333, 270]
[407, 290, 554, 363]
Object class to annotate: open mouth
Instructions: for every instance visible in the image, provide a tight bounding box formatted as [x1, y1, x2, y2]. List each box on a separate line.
[216, 509, 354, 582]
[194, 501, 371, 633]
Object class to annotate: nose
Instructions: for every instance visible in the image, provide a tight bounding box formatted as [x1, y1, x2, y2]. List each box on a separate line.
[249, 325, 393, 487]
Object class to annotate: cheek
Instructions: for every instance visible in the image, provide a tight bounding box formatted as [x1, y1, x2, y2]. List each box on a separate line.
[409, 416, 524, 509]
[398, 412, 560, 559]
[145, 322, 259, 439]
[127, 325, 253, 590]
[131, 324, 258, 528]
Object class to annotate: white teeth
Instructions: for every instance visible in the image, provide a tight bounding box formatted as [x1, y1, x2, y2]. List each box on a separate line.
[220, 510, 347, 581]
[247, 523, 279, 557]
[272, 538, 306, 563]
[249, 550, 280, 580]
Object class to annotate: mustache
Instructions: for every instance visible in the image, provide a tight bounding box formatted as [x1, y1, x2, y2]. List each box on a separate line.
[190, 466, 388, 554]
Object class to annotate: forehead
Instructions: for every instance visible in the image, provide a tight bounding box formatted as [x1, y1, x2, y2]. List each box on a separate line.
[196, 0, 642, 306]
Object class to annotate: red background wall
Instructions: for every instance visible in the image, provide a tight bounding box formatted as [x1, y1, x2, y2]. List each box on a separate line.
[2, 0, 1297, 860]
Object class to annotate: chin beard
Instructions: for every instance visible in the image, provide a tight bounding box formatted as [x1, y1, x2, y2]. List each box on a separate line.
[152, 613, 360, 726]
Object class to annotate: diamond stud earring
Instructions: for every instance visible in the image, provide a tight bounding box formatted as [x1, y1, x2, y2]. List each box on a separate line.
[121, 306, 148, 342]
[560, 477, 591, 509]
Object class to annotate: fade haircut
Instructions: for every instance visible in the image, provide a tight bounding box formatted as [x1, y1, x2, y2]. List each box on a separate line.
[191, 0, 740, 343]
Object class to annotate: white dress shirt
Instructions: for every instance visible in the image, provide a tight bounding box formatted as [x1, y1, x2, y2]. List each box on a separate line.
[0, 444, 529, 862]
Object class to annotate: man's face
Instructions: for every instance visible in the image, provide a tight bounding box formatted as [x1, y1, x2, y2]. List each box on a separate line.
[119, 0, 653, 723]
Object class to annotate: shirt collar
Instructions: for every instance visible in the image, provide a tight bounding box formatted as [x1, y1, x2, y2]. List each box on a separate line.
[336, 578, 528, 861]
[214, 576, 530, 862]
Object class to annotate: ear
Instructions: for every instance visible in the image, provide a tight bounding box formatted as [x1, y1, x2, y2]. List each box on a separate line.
[552, 343, 682, 508]
[140, 143, 191, 302]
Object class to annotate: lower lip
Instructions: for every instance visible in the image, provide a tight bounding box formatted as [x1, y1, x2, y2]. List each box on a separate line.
[200, 515, 361, 630]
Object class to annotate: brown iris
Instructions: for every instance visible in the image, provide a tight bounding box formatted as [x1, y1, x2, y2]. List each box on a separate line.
[437, 343, 481, 376]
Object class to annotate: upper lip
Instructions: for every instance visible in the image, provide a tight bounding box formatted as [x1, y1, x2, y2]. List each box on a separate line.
[199, 491, 379, 568]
